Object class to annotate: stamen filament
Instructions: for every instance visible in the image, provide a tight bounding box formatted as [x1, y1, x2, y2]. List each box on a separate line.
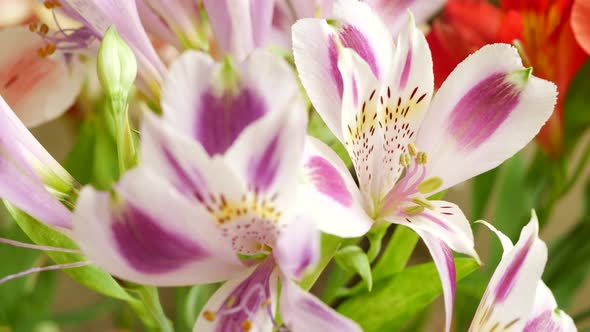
[0, 237, 81, 254]
[0, 261, 91, 285]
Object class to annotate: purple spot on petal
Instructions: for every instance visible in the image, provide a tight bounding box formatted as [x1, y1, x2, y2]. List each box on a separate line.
[523, 310, 561, 332]
[442, 243, 456, 297]
[248, 135, 280, 191]
[196, 88, 266, 156]
[448, 72, 521, 150]
[494, 235, 534, 303]
[306, 156, 353, 206]
[399, 47, 412, 89]
[162, 147, 208, 201]
[112, 203, 208, 273]
[328, 37, 344, 97]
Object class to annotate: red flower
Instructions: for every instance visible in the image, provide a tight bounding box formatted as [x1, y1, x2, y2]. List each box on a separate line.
[428, 0, 587, 158]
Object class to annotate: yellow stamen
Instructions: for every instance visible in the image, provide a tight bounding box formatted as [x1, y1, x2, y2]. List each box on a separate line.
[203, 310, 216, 322]
[417, 177, 443, 194]
[416, 152, 427, 164]
[45, 44, 56, 56]
[242, 319, 252, 331]
[405, 205, 424, 215]
[412, 197, 433, 209]
[28, 23, 37, 32]
[408, 143, 418, 156]
[400, 153, 411, 167]
[226, 295, 237, 308]
[39, 24, 49, 35]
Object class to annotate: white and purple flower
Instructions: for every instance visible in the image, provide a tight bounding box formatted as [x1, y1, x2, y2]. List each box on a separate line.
[72, 49, 361, 332]
[471, 215, 576, 332]
[292, 0, 557, 330]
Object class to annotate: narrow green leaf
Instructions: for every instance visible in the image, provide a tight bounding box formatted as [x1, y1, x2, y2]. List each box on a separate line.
[372, 225, 419, 280]
[300, 233, 342, 290]
[5, 204, 134, 302]
[334, 246, 372, 291]
[470, 168, 498, 220]
[337, 258, 479, 332]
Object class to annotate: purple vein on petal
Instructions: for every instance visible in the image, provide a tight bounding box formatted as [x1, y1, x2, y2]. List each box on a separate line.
[248, 134, 280, 192]
[306, 156, 353, 207]
[112, 203, 209, 274]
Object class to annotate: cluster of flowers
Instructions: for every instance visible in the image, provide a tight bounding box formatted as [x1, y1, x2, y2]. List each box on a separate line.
[0, 0, 584, 331]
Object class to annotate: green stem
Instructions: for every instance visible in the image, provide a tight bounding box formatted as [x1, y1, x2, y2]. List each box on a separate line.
[135, 286, 174, 332]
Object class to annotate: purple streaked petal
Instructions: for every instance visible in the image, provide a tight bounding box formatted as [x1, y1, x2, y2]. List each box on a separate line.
[305, 156, 353, 207]
[364, 0, 445, 36]
[274, 217, 320, 280]
[73, 167, 244, 286]
[280, 276, 362, 332]
[292, 0, 393, 143]
[469, 214, 547, 332]
[298, 136, 373, 238]
[447, 72, 521, 150]
[524, 283, 576, 332]
[417, 44, 557, 193]
[399, 47, 412, 89]
[197, 88, 266, 156]
[411, 229, 456, 332]
[162, 50, 299, 155]
[247, 134, 280, 192]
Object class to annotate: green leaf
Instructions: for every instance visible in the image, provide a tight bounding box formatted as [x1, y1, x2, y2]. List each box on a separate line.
[5, 204, 134, 302]
[470, 168, 498, 221]
[564, 59, 590, 151]
[372, 225, 419, 280]
[337, 258, 479, 332]
[300, 233, 342, 290]
[334, 246, 372, 291]
[307, 111, 351, 168]
[64, 119, 96, 185]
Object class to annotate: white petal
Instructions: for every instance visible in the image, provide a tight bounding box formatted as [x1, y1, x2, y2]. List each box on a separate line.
[280, 276, 362, 332]
[416, 44, 557, 192]
[298, 136, 373, 237]
[273, 216, 320, 280]
[523, 283, 577, 332]
[73, 167, 244, 286]
[365, 0, 445, 36]
[470, 214, 548, 331]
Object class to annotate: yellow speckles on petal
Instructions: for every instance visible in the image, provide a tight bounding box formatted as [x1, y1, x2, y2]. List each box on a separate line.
[405, 205, 424, 215]
[205, 191, 282, 225]
[417, 177, 443, 195]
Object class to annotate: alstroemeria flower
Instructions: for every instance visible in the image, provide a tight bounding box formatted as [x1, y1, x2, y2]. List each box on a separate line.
[470, 215, 576, 332]
[0, 27, 84, 127]
[428, 0, 588, 158]
[73, 50, 360, 331]
[293, 0, 557, 330]
[0, 95, 75, 229]
[39, 0, 166, 98]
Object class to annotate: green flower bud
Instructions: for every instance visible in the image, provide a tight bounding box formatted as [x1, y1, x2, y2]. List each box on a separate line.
[97, 26, 137, 105]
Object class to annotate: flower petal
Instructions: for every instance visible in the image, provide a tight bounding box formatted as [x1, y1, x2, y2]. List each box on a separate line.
[280, 276, 362, 332]
[365, 0, 445, 36]
[523, 283, 576, 332]
[62, 0, 166, 95]
[411, 229, 456, 332]
[203, 0, 273, 59]
[292, 0, 393, 141]
[572, 0, 590, 55]
[470, 213, 547, 331]
[194, 261, 278, 332]
[141, 112, 245, 209]
[299, 136, 373, 237]
[0, 96, 72, 228]
[161, 50, 300, 156]
[375, 13, 434, 196]
[0, 27, 85, 127]
[416, 44, 557, 192]
[273, 216, 320, 280]
[386, 201, 478, 261]
[223, 89, 307, 204]
[73, 167, 243, 286]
